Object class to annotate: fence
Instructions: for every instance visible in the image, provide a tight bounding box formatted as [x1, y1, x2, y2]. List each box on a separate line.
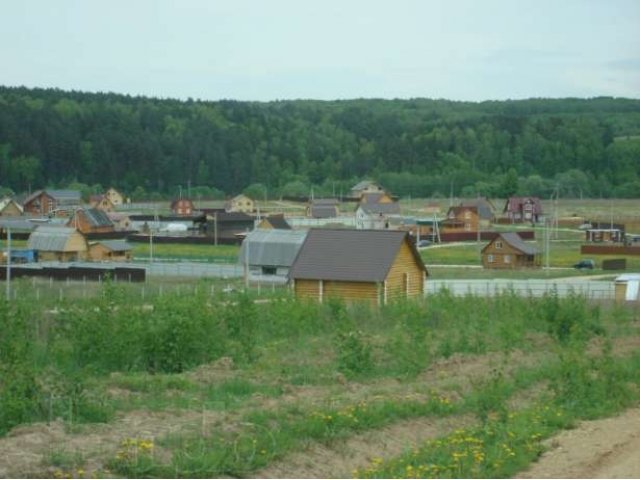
[581, 245, 640, 256]
[426, 279, 614, 299]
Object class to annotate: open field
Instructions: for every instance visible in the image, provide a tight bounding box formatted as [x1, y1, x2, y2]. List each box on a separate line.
[1, 284, 640, 478]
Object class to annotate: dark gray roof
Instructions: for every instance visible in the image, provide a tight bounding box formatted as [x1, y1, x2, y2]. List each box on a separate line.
[77, 208, 113, 227]
[359, 202, 401, 215]
[95, 240, 132, 252]
[492, 232, 539, 255]
[309, 205, 338, 218]
[312, 198, 339, 205]
[460, 199, 494, 220]
[289, 229, 426, 282]
[263, 214, 291, 229]
[49, 190, 82, 204]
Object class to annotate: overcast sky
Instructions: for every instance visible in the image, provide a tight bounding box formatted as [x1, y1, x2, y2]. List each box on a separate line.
[1, 0, 638, 101]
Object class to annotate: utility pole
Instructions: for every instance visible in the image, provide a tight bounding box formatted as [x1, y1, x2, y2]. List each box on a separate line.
[5, 227, 11, 300]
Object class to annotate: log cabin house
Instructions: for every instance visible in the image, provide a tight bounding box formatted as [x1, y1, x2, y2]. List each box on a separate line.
[27, 226, 89, 262]
[289, 229, 427, 304]
[481, 232, 540, 269]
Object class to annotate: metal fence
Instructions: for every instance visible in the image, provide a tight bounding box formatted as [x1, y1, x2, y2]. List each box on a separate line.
[426, 279, 614, 299]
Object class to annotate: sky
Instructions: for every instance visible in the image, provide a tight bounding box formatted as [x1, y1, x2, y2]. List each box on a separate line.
[1, 0, 639, 102]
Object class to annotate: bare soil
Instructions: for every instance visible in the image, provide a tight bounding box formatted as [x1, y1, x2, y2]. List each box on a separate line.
[516, 407, 640, 479]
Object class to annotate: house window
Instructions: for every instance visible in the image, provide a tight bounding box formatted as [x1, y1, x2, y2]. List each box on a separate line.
[504, 255, 511, 264]
[488, 254, 494, 263]
[464, 211, 471, 219]
[465, 223, 471, 231]
[262, 266, 277, 275]
[495, 241, 503, 249]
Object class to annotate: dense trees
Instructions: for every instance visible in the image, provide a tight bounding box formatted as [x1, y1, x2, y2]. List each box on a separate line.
[0, 86, 638, 198]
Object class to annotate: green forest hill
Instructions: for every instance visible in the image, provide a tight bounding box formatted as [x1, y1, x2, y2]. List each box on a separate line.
[1, 86, 639, 200]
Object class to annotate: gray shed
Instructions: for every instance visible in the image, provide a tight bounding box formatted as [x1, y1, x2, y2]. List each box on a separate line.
[238, 229, 308, 277]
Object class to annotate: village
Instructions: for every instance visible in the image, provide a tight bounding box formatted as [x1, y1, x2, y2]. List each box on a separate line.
[1, 180, 639, 304]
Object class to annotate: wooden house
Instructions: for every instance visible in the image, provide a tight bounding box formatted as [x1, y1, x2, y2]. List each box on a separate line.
[106, 187, 125, 206]
[459, 198, 495, 226]
[481, 232, 540, 269]
[89, 240, 133, 262]
[22, 190, 81, 215]
[89, 195, 115, 212]
[289, 229, 428, 304]
[106, 212, 133, 232]
[67, 208, 115, 234]
[256, 214, 291, 230]
[503, 196, 543, 224]
[0, 197, 23, 217]
[350, 180, 385, 198]
[441, 206, 479, 233]
[171, 198, 195, 216]
[307, 198, 340, 219]
[27, 226, 89, 262]
[225, 194, 255, 213]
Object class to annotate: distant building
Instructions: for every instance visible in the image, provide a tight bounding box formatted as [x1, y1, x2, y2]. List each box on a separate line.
[459, 198, 495, 226]
[307, 198, 340, 219]
[0, 197, 23, 217]
[225, 194, 255, 213]
[289, 229, 428, 304]
[22, 190, 82, 215]
[106, 212, 133, 232]
[350, 180, 385, 198]
[171, 198, 195, 216]
[503, 197, 543, 223]
[256, 214, 291, 230]
[355, 192, 401, 229]
[89, 240, 133, 262]
[481, 232, 540, 269]
[106, 187, 125, 206]
[27, 226, 89, 262]
[67, 208, 115, 234]
[441, 205, 480, 233]
[89, 195, 115, 212]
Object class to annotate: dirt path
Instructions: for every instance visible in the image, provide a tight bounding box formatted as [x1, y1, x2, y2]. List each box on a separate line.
[516, 407, 640, 479]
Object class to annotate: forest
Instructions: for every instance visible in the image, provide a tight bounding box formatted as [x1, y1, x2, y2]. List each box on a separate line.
[1, 86, 639, 199]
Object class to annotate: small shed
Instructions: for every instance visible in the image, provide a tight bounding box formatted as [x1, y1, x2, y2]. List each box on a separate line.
[289, 229, 428, 304]
[27, 226, 89, 262]
[614, 274, 640, 302]
[89, 240, 133, 262]
[239, 229, 307, 278]
[307, 199, 340, 219]
[481, 232, 540, 269]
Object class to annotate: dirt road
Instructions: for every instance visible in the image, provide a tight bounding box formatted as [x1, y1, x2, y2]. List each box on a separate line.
[516, 407, 640, 479]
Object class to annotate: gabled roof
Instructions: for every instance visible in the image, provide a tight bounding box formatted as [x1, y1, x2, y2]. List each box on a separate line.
[261, 214, 291, 230]
[231, 194, 253, 202]
[309, 205, 338, 218]
[311, 198, 339, 205]
[23, 189, 81, 205]
[239, 229, 307, 267]
[503, 197, 543, 214]
[351, 180, 380, 191]
[446, 205, 477, 218]
[94, 240, 132, 252]
[459, 198, 494, 220]
[289, 229, 427, 282]
[482, 232, 539, 256]
[28, 226, 85, 252]
[0, 197, 23, 214]
[358, 203, 401, 215]
[79, 208, 113, 227]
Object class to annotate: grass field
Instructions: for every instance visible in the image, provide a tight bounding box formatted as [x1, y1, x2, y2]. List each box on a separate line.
[1, 285, 639, 478]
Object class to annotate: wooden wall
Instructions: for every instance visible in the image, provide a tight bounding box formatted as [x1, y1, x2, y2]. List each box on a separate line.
[385, 240, 425, 300]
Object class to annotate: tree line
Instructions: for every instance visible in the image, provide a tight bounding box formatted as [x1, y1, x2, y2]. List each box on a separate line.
[0, 86, 639, 200]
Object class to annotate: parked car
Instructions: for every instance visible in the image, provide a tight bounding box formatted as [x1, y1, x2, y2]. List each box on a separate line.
[574, 259, 595, 270]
